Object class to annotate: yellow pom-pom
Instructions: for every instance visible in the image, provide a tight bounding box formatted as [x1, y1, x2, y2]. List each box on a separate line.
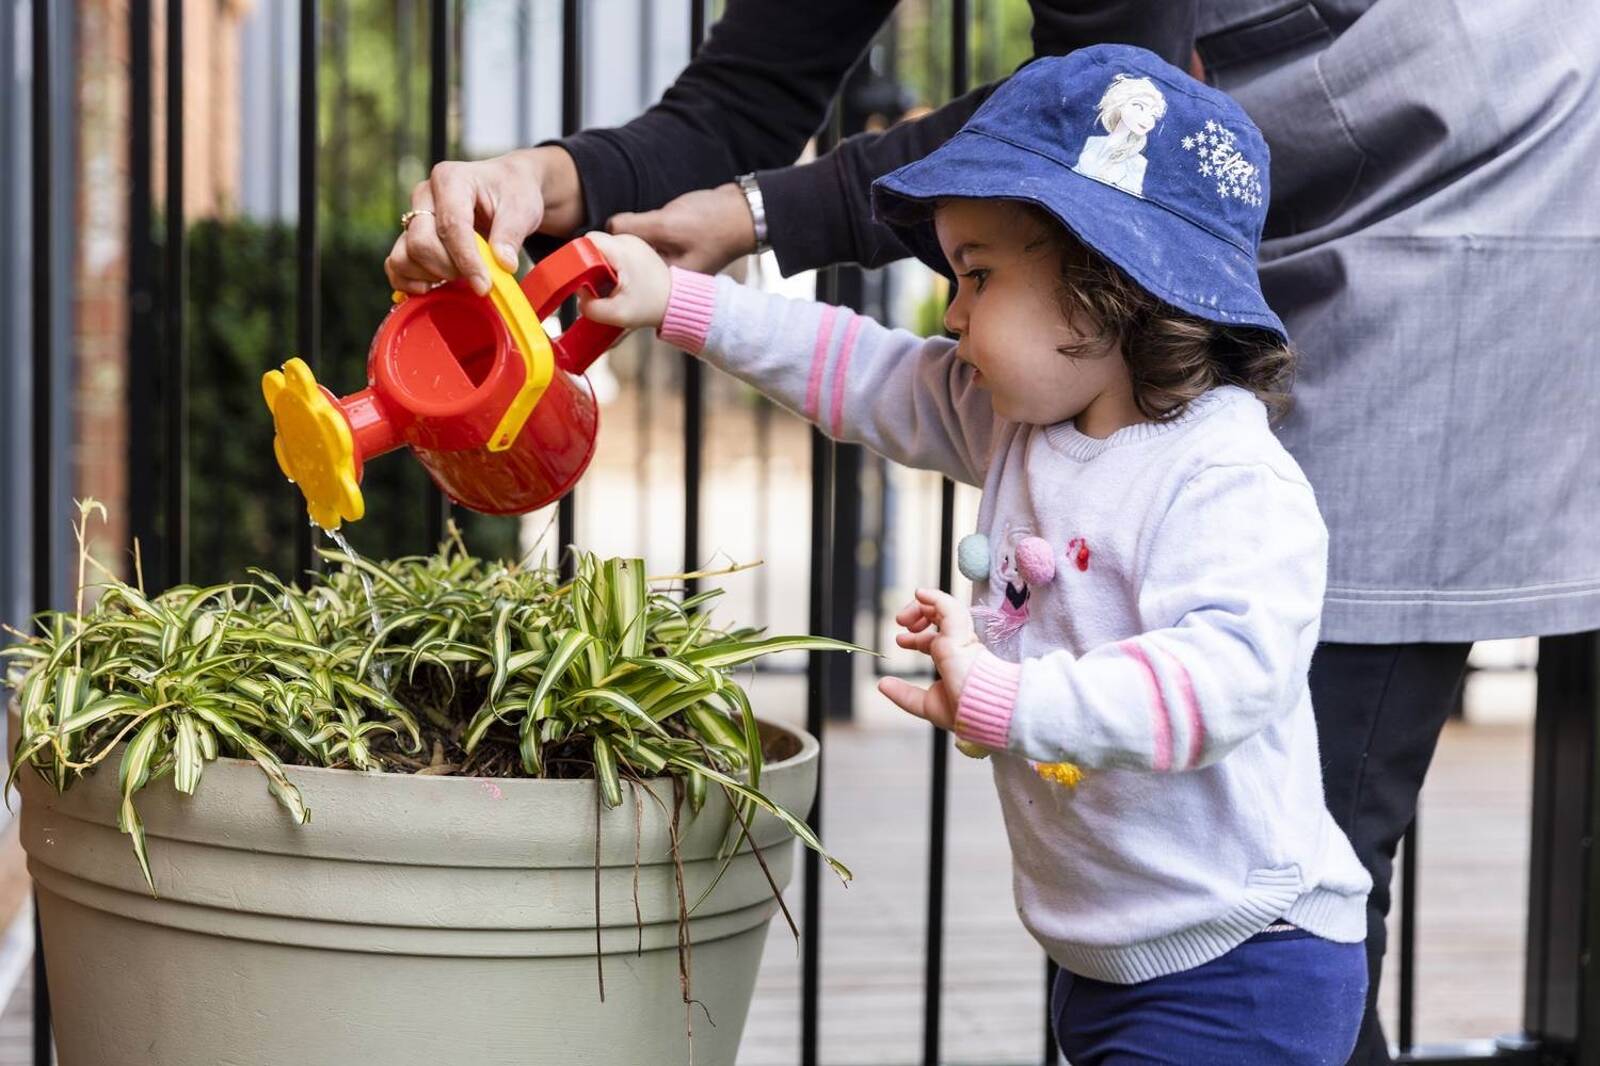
[1033, 761, 1084, 789]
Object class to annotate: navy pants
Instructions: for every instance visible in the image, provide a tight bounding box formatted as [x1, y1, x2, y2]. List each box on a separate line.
[1052, 927, 1367, 1065]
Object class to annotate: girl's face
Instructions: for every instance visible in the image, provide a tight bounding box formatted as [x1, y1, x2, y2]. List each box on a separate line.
[934, 199, 1139, 433]
[1116, 95, 1160, 137]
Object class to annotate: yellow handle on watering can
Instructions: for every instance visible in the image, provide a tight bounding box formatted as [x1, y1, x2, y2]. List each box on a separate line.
[390, 234, 556, 453]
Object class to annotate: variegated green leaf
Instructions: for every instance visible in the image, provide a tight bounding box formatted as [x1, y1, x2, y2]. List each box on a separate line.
[592, 734, 623, 809]
[526, 629, 593, 717]
[172, 714, 204, 795]
[685, 634, 864, 670]
[568, 688, 668, 737]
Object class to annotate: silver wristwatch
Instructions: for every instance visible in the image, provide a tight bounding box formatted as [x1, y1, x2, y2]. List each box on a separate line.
[736, 172, 771, 254]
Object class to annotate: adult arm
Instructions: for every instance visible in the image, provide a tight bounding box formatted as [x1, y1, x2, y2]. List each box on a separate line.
[553, 0, 899, 232]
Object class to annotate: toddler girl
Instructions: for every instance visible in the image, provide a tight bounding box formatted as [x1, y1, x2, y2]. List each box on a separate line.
[579, 44, 1371, 1065]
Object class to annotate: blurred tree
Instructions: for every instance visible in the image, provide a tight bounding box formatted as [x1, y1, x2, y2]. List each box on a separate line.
[893, 0, 1033, 108]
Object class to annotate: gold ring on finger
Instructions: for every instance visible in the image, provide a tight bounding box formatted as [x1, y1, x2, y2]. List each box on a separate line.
[400, 208, 435, 231]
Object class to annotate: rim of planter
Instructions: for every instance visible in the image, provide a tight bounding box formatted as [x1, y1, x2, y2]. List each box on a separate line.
[11, 707, 820, 867]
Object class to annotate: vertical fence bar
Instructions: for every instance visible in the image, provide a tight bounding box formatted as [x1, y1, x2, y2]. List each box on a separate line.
[925, 4, 967, 1063]
[1399, 817, 1417, 1053]
[1044, 958, 1060, 1063]
[1521, 632, 1597, 1051]
[424, 0, 451, 549]
[294, 0, 320, 581]
[801, 418, 836, 1066]
[1583, 637, 1600, 1066]
[681, 0, 706, 597]
[30, 0, 55, 1060]
[332, 0, 351, 222]
[637, 0, 653, 93]
[29, 0, 54, 656]
[633, 0, 656, 567]
[556, 0, 581, 579]
[1521, 643, 1556, 1044]
[128, 0, 157, 581]
[636, 349, 652, 554]
[922, 473, 954, 1066]
[802, 100, 848, 1055]
[396, 0, 412, 210]
[165, 0, 188, 587]
[754, 398, 771, 628]
[271, 0, 297, 571]
[516, 0, 532, 145]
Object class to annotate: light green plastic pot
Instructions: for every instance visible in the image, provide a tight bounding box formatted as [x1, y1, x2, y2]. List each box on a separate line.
[17, 718, 816, 1066]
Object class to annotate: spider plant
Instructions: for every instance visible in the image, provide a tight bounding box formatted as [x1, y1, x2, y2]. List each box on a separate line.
[3, 503, 856, 899]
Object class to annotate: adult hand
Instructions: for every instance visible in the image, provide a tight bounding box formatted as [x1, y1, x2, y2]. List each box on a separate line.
[384, 146, 584, 297]
[606, 182, 758, 275]
[877, 588, 983, 732]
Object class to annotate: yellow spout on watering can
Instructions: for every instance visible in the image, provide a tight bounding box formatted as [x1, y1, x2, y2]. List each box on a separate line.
[261, 357, 364, 530]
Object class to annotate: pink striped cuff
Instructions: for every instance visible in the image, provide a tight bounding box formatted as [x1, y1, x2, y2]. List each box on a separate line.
[804, 305, 839, 421]
[1121, 640, 1174, 772]
[657, 267, 718, 353]
[828, 313, 865, 434]
[955, 650, 1021, 750]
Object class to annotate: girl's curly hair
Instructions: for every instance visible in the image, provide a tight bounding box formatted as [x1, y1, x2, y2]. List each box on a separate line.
[1026, 206, 1296, 422]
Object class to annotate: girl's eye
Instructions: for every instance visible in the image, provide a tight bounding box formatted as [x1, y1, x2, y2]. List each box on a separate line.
[961, 268, 990, 292]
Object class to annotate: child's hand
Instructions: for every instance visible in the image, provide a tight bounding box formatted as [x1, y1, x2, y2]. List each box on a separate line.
[575, 231, 673, 334]
[877, 588, 982, 731]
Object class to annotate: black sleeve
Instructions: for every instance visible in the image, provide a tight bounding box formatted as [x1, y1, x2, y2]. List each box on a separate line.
[552, 0, 899, 232]
[1027, 0, 1197, 68]
[757, 84, 1000, 276]
[757, 0, 1199, 275]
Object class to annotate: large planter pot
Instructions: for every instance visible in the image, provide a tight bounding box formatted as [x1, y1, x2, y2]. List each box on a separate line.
[17, 717, 817, 1066]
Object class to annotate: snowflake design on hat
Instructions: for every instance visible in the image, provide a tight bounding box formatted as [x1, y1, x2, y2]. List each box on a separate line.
[1181, 121, 1263, 207]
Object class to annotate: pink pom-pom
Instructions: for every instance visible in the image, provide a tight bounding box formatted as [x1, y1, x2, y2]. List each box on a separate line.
[1015, 536, 1056, 585]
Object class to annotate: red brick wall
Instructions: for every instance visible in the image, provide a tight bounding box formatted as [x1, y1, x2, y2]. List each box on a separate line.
[71, 0, 253, 581]
[75, 0, 130, 578]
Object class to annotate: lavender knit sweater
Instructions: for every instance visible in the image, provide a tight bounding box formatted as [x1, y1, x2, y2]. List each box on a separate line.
[660, 268, 1371, 983]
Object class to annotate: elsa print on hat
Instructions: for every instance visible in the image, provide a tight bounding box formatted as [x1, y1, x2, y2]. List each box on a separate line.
[1073, 74, 1168, 197]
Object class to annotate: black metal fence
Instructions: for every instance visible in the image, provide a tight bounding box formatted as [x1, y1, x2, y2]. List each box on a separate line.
[15, 0, 1600, 1063]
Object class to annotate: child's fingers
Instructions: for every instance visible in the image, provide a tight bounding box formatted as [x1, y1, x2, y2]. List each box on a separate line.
[914, 587, 975, 639]
[895, 629, 937, 653]
[894, 599, 934, 632]
[914, 587, 964, 614]
[576, 290, 619, 321]
[877, 677, 930, 720]
[581, 229, 625, 259]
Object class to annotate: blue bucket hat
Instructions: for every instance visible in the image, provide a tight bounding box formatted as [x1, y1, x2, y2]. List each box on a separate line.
[873, 44, 1285, 340]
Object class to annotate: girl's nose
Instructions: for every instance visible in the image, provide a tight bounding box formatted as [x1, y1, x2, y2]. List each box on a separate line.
[943, 294, 968, 338]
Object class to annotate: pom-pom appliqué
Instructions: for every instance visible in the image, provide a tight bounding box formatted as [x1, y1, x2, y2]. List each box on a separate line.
[1015, 536, 1057, 586]
[957, 533, 991, 582]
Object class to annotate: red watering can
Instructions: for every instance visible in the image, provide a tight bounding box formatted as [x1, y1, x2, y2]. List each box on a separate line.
[262, 235, 620, 530]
